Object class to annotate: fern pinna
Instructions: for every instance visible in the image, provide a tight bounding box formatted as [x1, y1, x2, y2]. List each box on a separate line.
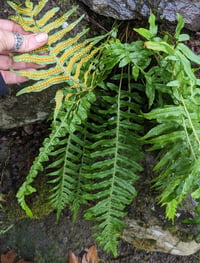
[7, 0, 145, 256]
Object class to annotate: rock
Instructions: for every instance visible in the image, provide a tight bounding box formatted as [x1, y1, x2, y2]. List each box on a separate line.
[162, 1, 200, 31]
[122, 218, 200, 256]
[79, 0, 200, 32]
[0, 87, 53, 129]
[79, 0, 149, 20]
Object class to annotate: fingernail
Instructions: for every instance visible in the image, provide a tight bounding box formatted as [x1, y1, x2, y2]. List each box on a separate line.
[35, 32, 48, 43]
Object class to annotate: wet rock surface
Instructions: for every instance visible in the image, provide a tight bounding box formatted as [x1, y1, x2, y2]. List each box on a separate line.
[79, 0, 200, 32]
[0, 87, 54, 129]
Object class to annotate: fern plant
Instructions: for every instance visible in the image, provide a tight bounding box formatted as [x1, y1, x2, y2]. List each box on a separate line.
[140, 15, 200, 221]
[106, 14, 200, 223]
[8, 0, 200, 256]
[7, 0, 104, 217]
[8, 0, 145, 256]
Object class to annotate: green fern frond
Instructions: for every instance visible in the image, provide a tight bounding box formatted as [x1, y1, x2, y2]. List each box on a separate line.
[46, 92, 97, 220]
[47, 132, 84, 220]
[17, 88, 96, 217]
[81, 78, 144, 256]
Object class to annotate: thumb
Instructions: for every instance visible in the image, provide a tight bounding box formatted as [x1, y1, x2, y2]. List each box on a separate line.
[0, 30, 48, 53]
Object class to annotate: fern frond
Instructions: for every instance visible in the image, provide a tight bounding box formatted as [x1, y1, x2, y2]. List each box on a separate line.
[48, 15, 84, 44]
[82, 79, 144, 256]
[12, 54, 55, 64]
[15, 66, 63, 80]
[47, 132, 84, 220]
[46, 91, 97, 220]
[32, 0, 47, 16]
[8, 15, 38, 32]
[17, 85, 96, 217]
[7, 1, 33, 15]
[54, 89, 64, 119]
[19, 75, 70, 93]
[53, 30, 89, 54]
[8, 1, 105, 97]
[37, 7, 60, 28]
[42, 6, 78, 33]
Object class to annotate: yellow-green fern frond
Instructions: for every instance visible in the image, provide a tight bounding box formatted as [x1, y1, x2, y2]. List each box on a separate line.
[48, 15, 84, 44]
[42, 6, 78, 33]
[17, 75, 70, 94]
[37, 8, 59, 28]
[53, 30, 89, 55]
[15, 66, 62, 80]
[55, 89, 63, 111]
[8, 15, 33, 25]
[65, 43, 93, 73]
[13, 54, 55, 64]
[32, 0, 48, 16]
[60, 41, 88, 65]
[54, 89, 64, 120]
[30, 45, 49, 54]
[8, 0, 106, 97]
[74, 48, 99, 81]
[8, 15, 37, 32]
[7, 1, 32, 15]
[83, 65, 94, 87]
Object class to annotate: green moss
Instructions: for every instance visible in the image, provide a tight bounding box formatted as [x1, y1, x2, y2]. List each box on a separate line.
[4, 176, 53, 221]
[30, 177, 53, 218]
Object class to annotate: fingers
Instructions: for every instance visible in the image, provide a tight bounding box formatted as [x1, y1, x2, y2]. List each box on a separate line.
[0, 55, 45, 70]
[0, 19, 28, 34]
[0, 70, 29, 84]
[0, 30, 48, 53]
[18, 32, 48, 52]
[0, 19, 48, 85]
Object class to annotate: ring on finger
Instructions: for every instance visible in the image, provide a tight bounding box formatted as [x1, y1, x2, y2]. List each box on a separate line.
[12, 32, 24, 52]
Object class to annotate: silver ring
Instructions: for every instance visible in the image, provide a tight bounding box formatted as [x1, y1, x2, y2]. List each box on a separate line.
[12, 32, 24, 52]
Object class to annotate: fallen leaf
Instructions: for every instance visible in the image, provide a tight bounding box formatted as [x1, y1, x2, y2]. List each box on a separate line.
[0, 250, 34, 263]
[1, 250, 16, 263]
[68, 245, 99, 263]
[82, 245, 98, 263]
[68, 250, 79, 263]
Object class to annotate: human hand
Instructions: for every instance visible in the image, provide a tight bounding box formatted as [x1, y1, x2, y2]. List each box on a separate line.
[0, 19, 48, 85]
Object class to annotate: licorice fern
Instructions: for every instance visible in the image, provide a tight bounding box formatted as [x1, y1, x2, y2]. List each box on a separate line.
[7, 0, 104, 217]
